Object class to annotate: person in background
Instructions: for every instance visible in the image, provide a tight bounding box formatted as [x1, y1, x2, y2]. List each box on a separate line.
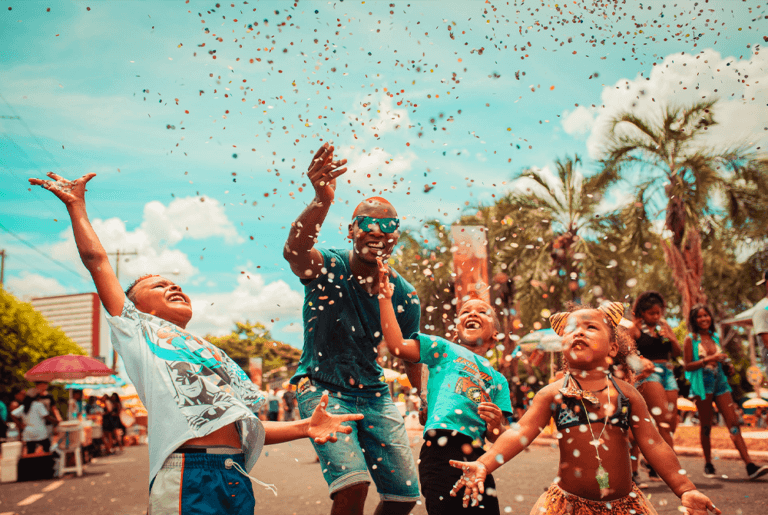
[267, 389, 280, 421]
[0, 395, 8, 439]
[752, 271, 768, 373]
[12, 392, 57, 454]
[283, 386, 297, 422]
[85, 395, 104, 416]
[68, 389, 86, 420]
[628, 291, 681, 482]
[683, 304, 768, 480]
[9, 389, 26, 413]
[108, 392, 126, 452]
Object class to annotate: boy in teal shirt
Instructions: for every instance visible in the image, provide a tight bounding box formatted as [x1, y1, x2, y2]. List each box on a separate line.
[377, 258, 512, 514]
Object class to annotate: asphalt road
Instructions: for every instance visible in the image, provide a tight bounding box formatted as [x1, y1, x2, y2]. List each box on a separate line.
[1, 435, 766, 515]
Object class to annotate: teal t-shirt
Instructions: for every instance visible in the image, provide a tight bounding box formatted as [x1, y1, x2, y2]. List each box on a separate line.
[418, 333, 513, 440]
[291, 248, 421, 393]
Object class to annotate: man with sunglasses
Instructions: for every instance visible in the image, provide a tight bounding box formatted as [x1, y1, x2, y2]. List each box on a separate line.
[284, 143, 421, 515]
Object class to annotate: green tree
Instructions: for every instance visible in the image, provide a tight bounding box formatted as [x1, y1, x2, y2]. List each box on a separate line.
[0, 287, 85, 397]
[206, 322, 301, 380]
[601, 99, 765, 316]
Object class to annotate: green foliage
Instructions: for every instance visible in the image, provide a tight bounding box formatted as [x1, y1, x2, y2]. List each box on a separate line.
[0, 286, 85, 397]
[206, 322, 301, 377]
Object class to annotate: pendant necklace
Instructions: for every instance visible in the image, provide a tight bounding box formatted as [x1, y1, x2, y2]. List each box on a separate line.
[578, 375, 612, 498]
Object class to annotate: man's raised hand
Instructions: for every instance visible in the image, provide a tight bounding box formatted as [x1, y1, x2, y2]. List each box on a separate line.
[308, 392, 363, 445]
[307, 143, 347, 204]
[29, 172, 96, 206]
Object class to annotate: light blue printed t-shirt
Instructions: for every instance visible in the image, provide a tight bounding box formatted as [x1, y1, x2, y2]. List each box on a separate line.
[106, 299, 266, 483]
[417, 333, 512, 440]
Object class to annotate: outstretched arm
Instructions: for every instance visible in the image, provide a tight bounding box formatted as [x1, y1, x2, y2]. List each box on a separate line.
[283, 143, 347, 281]
[377, 258, 420, 363]
[28, 173, 124, 316]
[448, 383, 555, 507]
[629, 385, 721, 514]
[263, 392, 363, 445]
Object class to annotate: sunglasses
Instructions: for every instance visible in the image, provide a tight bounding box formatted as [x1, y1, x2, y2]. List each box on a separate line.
[353, 216, 400, 234]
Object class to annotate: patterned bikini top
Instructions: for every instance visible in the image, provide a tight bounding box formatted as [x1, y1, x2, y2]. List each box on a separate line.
[554, 373, 631, 431]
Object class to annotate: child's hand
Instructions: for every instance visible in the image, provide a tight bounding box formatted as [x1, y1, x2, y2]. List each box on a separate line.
[449, 461, 487, 508]
[29, 172, 96, 206]
[308, 392, 364, 444]
[376, 257, 395, 300]
[478, 402, 505, 438]
[680, 490, 721, 515]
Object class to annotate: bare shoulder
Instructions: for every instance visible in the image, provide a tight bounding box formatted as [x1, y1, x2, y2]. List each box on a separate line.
[614, 378, 645, 404]
[535, 381, 564, 403]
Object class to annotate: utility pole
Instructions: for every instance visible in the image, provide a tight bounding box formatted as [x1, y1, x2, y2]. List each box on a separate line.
[106, 250, 138, 372]
[0, 249, 5, 286]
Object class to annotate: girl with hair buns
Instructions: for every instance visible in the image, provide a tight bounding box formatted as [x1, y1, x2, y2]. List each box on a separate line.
[683, 304, 768, 480]
[449, 302, 720, 515]
[628, 291, 681, 481]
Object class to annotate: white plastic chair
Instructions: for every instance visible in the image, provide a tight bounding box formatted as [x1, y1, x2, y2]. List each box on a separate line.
[56, 421, 83, 477]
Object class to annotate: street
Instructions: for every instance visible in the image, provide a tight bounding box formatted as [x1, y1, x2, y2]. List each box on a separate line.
[1, 435, 766, 515]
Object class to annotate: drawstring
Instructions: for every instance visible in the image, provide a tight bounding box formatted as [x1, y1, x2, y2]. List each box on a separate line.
[225, 458, 278, 496]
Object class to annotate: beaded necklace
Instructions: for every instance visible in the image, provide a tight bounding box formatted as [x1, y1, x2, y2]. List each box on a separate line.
[578, 375, 612, 498]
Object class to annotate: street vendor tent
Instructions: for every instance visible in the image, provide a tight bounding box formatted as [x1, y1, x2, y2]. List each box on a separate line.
[721, 304, 761, 327]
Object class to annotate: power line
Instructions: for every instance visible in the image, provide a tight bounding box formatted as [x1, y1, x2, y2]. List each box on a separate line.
[0, 221, 83, 279]
[0, 91, 108, 220]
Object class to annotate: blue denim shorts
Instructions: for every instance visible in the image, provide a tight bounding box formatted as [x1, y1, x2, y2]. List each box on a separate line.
[297, 379, 420, 501]
[635, 362, 679, 391]
[702, 366, 732, 397]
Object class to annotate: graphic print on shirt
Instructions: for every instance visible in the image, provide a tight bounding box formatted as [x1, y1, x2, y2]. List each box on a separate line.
[141, 323, 263, 431]
[453, 357, 492, 404]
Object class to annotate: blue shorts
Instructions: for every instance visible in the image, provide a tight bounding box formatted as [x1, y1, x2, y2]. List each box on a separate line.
[297, 379, 420, 501]
[148, 452, 254, 515]
[702, 366, 732, 397]
[636, 362, 679, 391]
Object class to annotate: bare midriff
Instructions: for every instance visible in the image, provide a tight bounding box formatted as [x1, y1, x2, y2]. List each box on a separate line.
[183, 422, 241, 448]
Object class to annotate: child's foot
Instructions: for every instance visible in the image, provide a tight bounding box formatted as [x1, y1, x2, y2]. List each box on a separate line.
[703, 462, 717, 478]
[747, 462, 768, 480]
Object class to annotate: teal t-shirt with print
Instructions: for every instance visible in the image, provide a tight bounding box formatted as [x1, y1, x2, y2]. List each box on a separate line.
[417, 333, 512, 440]
[291, 248, 421, 393]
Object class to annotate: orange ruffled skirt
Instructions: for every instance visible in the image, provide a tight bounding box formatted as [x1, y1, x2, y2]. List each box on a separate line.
[530, 483, 659, 515]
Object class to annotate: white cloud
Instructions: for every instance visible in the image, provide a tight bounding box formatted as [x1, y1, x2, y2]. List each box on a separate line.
[140, 196, 242, 246]
[44, 195, 240, 287]
[48, 217, 198, 287]
[186, 270, 304, 336]
[6, 272, 68, 300]
[347, 94, 411, 137]
[585, 46, 768, 159]
[561, 105, 596, 137]
[340, 147, 418, 194]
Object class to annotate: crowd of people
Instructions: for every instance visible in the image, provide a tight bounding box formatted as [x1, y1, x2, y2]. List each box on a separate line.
[0, 383, 133, 460]
[18, 142, 767, 515]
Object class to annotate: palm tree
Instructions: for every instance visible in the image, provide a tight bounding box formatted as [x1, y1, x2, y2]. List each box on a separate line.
[510, 154, 620, 305]
[601, 100, 764, 316]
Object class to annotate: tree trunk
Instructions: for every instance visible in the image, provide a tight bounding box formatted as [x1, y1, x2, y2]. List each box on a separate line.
[661, 228, 707, 318]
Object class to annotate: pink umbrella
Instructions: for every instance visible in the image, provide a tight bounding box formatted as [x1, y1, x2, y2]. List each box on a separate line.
[25, 354, 114, 382]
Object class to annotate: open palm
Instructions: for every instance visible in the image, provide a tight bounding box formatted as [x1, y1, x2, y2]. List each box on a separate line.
[29, 172, 96, 205]
[308, 393, 363, 444]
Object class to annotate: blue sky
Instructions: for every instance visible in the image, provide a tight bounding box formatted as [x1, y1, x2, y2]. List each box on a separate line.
[1, 0, 766, 349]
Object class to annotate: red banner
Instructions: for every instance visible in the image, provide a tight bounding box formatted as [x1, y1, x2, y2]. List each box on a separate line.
[451, 225, 490, 311]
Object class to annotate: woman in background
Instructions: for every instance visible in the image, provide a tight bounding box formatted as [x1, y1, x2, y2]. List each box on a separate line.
[683, 304, 768, 480]
[628, 291, 681, 481]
